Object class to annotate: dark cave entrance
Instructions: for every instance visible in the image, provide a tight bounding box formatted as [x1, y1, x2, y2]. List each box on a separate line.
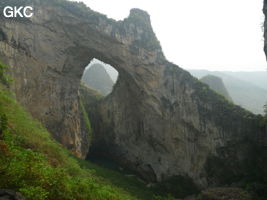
[81, 58, 119, 97]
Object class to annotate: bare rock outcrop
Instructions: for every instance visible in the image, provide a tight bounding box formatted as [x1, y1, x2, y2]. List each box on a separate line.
[0, 189, 25, 200]
[0, 0, 264, 187]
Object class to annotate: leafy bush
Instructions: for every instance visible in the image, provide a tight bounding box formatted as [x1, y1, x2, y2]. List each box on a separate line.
[0, 112, 7, 137]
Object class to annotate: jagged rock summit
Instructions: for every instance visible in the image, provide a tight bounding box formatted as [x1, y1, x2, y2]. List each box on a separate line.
[0, 0, 264, 187]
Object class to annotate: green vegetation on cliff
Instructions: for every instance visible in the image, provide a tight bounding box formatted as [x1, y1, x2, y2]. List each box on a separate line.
[80, 97, 92, 142]
[0, 62, 11, 86]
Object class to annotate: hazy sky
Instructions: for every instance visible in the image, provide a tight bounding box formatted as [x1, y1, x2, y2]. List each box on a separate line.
[71, 0, 266, 71]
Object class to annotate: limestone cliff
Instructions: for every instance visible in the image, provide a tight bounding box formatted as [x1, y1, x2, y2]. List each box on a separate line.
[0, 0, 264, 187]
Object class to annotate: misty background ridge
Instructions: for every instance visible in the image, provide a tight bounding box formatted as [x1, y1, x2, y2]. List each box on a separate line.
[82, 60, 267, 114]
[189, 69, 267, 114]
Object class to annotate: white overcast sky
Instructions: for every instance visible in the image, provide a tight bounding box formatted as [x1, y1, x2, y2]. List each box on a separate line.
[70, 0, 266, 71]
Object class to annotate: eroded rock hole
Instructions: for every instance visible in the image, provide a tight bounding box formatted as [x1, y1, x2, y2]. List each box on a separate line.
[81, 58, 118, 97]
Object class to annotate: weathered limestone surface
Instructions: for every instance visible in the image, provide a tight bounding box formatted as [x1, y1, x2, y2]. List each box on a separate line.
[0, 0, 264, 186]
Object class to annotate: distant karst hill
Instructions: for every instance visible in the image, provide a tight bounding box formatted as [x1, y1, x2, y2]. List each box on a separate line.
[189, 70, 267, 114]
[200, 75, 232, 102]
[82, 63, 115, 96]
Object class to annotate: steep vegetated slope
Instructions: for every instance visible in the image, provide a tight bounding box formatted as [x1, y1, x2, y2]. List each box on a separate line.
[200, 75, 232, 102]
[0, 0, 266, 197]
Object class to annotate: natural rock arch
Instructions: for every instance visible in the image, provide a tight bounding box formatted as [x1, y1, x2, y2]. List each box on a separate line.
[0, 0, 161, 157]
[0, 0, 264, 187]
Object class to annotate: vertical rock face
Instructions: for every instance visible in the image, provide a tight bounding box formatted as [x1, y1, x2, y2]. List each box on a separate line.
[0, 0, 264, 186]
